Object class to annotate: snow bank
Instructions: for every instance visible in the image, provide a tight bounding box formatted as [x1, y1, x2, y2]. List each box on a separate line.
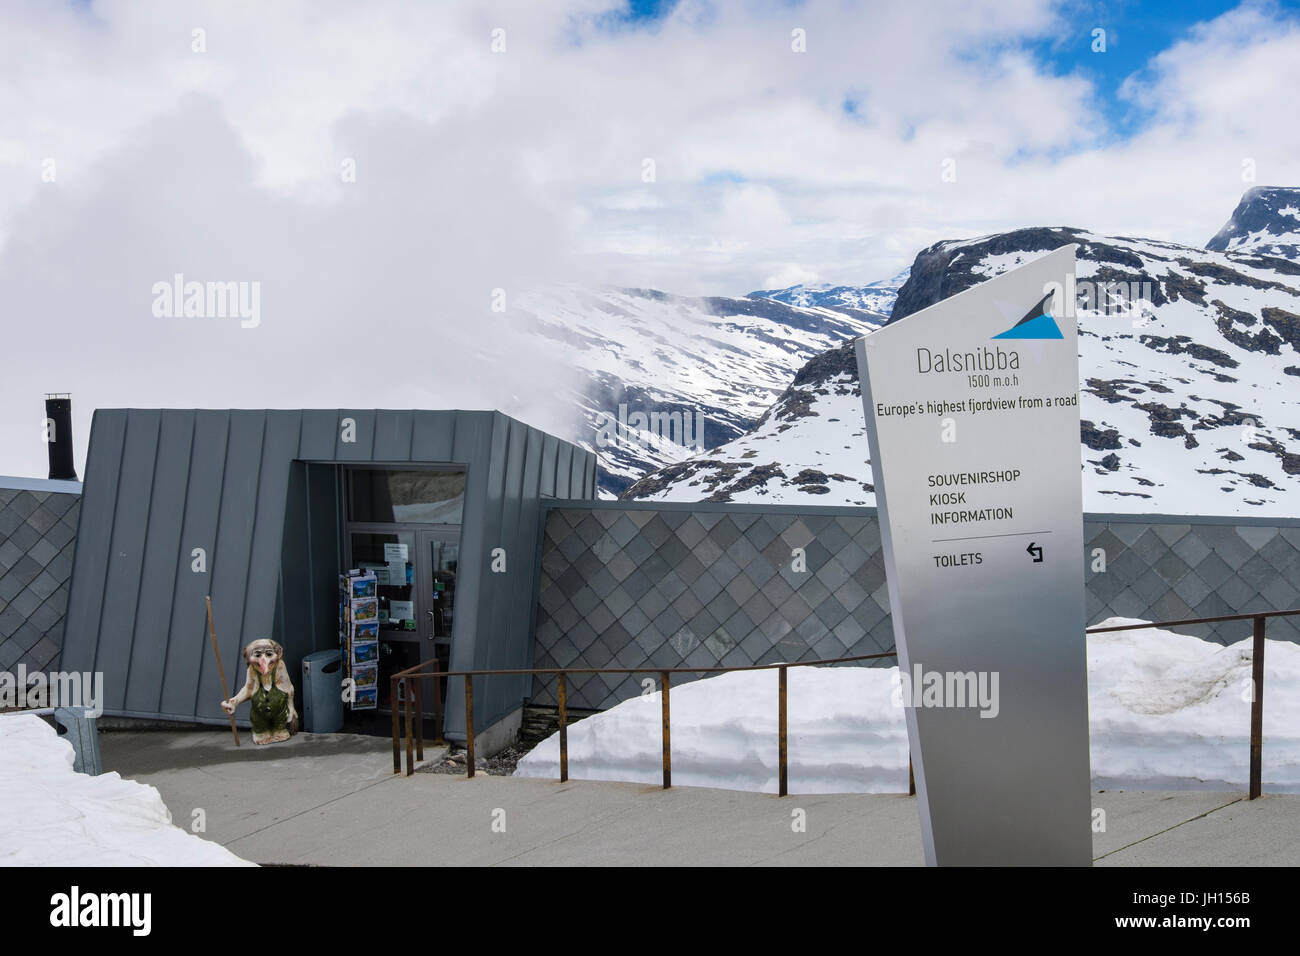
[0, 715, 252, 866]
[1088, 620, 1300, 791]
[516, 619, 1300, 794]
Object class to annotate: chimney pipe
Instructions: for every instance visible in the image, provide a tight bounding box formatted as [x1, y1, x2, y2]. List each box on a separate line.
[44, 394, 77, 481]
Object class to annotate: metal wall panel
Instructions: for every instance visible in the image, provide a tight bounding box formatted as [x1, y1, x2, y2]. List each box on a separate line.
[486, 418, 532, 715]
[62, 407, 595, 729]
[278, 460, 313, 660]
[332, 409, 377, 462]
[555, 444, 573, 502]
[513, 427, 545, 679]
[94, 411, 162, 710]
[158, 411, 227, 717]
[297, 410, 338, 461]
[411, 412, 456, 461]
[440, 415, 489, 736]
[123, 410, 192, 712]
[276, 460, 341, 676]
[440, 413, 503, 734]
[240, 411, 301, 641]
[539, 435, 558, 497]
[192, 410, 265, 721]
[59, 411, 126, 675]
[369, 410, 410, 461]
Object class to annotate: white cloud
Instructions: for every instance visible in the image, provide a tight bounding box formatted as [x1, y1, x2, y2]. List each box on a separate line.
[762, 263, 821, 289]
[0, 0, 1297, 476]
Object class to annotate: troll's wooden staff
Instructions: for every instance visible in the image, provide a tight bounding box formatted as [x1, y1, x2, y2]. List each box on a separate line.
[206, 596, 240, 746]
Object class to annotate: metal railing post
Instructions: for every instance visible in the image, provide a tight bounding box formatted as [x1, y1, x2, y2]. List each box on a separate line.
[661, 671, 671, 790]
[375, 614, 1300, 804]
[558, 672, 569, 783]
[1250, 615, 1265, 800]
[391, 676, 401, 774]
[414, 678, 424, 763]
[433, 661, 444, 743]
[404, 680, 414, 776]
[465, 674, 476, 778]
[778, 665, 788, 797]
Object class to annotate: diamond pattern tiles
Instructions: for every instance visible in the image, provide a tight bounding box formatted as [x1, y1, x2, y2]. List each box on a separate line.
[1084, 520, 1300, 646]
[533, 508, 895, 711]
[0, 489, 81, 673]
[534, 507, 1300, 713]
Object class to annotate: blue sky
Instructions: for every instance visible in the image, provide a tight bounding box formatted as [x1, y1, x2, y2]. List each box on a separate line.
[613, 0, 1300, 142]
[1028, 0, 1300, 136]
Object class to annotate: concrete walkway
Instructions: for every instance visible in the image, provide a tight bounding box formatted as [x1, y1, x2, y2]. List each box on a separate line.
[99, 731, 1300, 866]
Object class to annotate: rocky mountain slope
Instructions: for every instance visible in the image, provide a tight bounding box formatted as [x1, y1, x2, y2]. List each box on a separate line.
[624, 189, 1300, 516]
[510, 286, 885, 495]
[1207, 186, 1300, 260]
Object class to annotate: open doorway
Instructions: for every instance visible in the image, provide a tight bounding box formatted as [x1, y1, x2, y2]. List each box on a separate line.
[342, 467, 464, 718]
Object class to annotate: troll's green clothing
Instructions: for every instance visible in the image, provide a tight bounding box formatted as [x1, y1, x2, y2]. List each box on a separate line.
[250, 678, 290, 738]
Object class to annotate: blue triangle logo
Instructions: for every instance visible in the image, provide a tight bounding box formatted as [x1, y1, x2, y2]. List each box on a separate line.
[992, 293, 1063, 340]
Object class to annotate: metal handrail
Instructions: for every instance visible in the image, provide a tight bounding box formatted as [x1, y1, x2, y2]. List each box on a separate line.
[389, 650, 897, 791]
[388, 606, 1300, 801]
[1086, 607, 1300, 798]
[1085, 608, 1300, 633]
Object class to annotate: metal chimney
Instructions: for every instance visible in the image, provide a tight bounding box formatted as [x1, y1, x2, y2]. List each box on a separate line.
[44, 393, 77, 481]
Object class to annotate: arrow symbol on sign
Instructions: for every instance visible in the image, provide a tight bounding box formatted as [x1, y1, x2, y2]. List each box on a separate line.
[1027, 542, 1044, 563]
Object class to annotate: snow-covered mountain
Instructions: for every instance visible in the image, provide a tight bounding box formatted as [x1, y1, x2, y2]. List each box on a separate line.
[1207, 185, 1300, 260]
[619, 337, 875, 503]
[508, 286, 885, 495]
[624, 193, 1300, 516]
[748, 269, 909, 318]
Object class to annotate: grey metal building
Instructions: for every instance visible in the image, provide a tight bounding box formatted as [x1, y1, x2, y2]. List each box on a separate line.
[58, 409, 596, 740]
[8, 402, 1299, 751]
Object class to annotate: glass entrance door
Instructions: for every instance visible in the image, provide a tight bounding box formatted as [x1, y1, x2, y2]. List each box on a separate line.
[343, 466, 464, 718]
[417, 530, 458, 715]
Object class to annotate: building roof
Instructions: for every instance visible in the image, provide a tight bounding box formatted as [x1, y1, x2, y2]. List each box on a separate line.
[0, 476, 83, 495]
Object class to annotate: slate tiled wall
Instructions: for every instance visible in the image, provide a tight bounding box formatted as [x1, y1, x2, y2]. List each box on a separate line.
[1084, 518, 1300, 646]
[0, 488, 81, 673]
[532, 504, 1300, 711]
[533, 505, 892, 711]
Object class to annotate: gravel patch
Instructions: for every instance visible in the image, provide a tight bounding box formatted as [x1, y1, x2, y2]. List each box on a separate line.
[418, 741, 534, 776]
